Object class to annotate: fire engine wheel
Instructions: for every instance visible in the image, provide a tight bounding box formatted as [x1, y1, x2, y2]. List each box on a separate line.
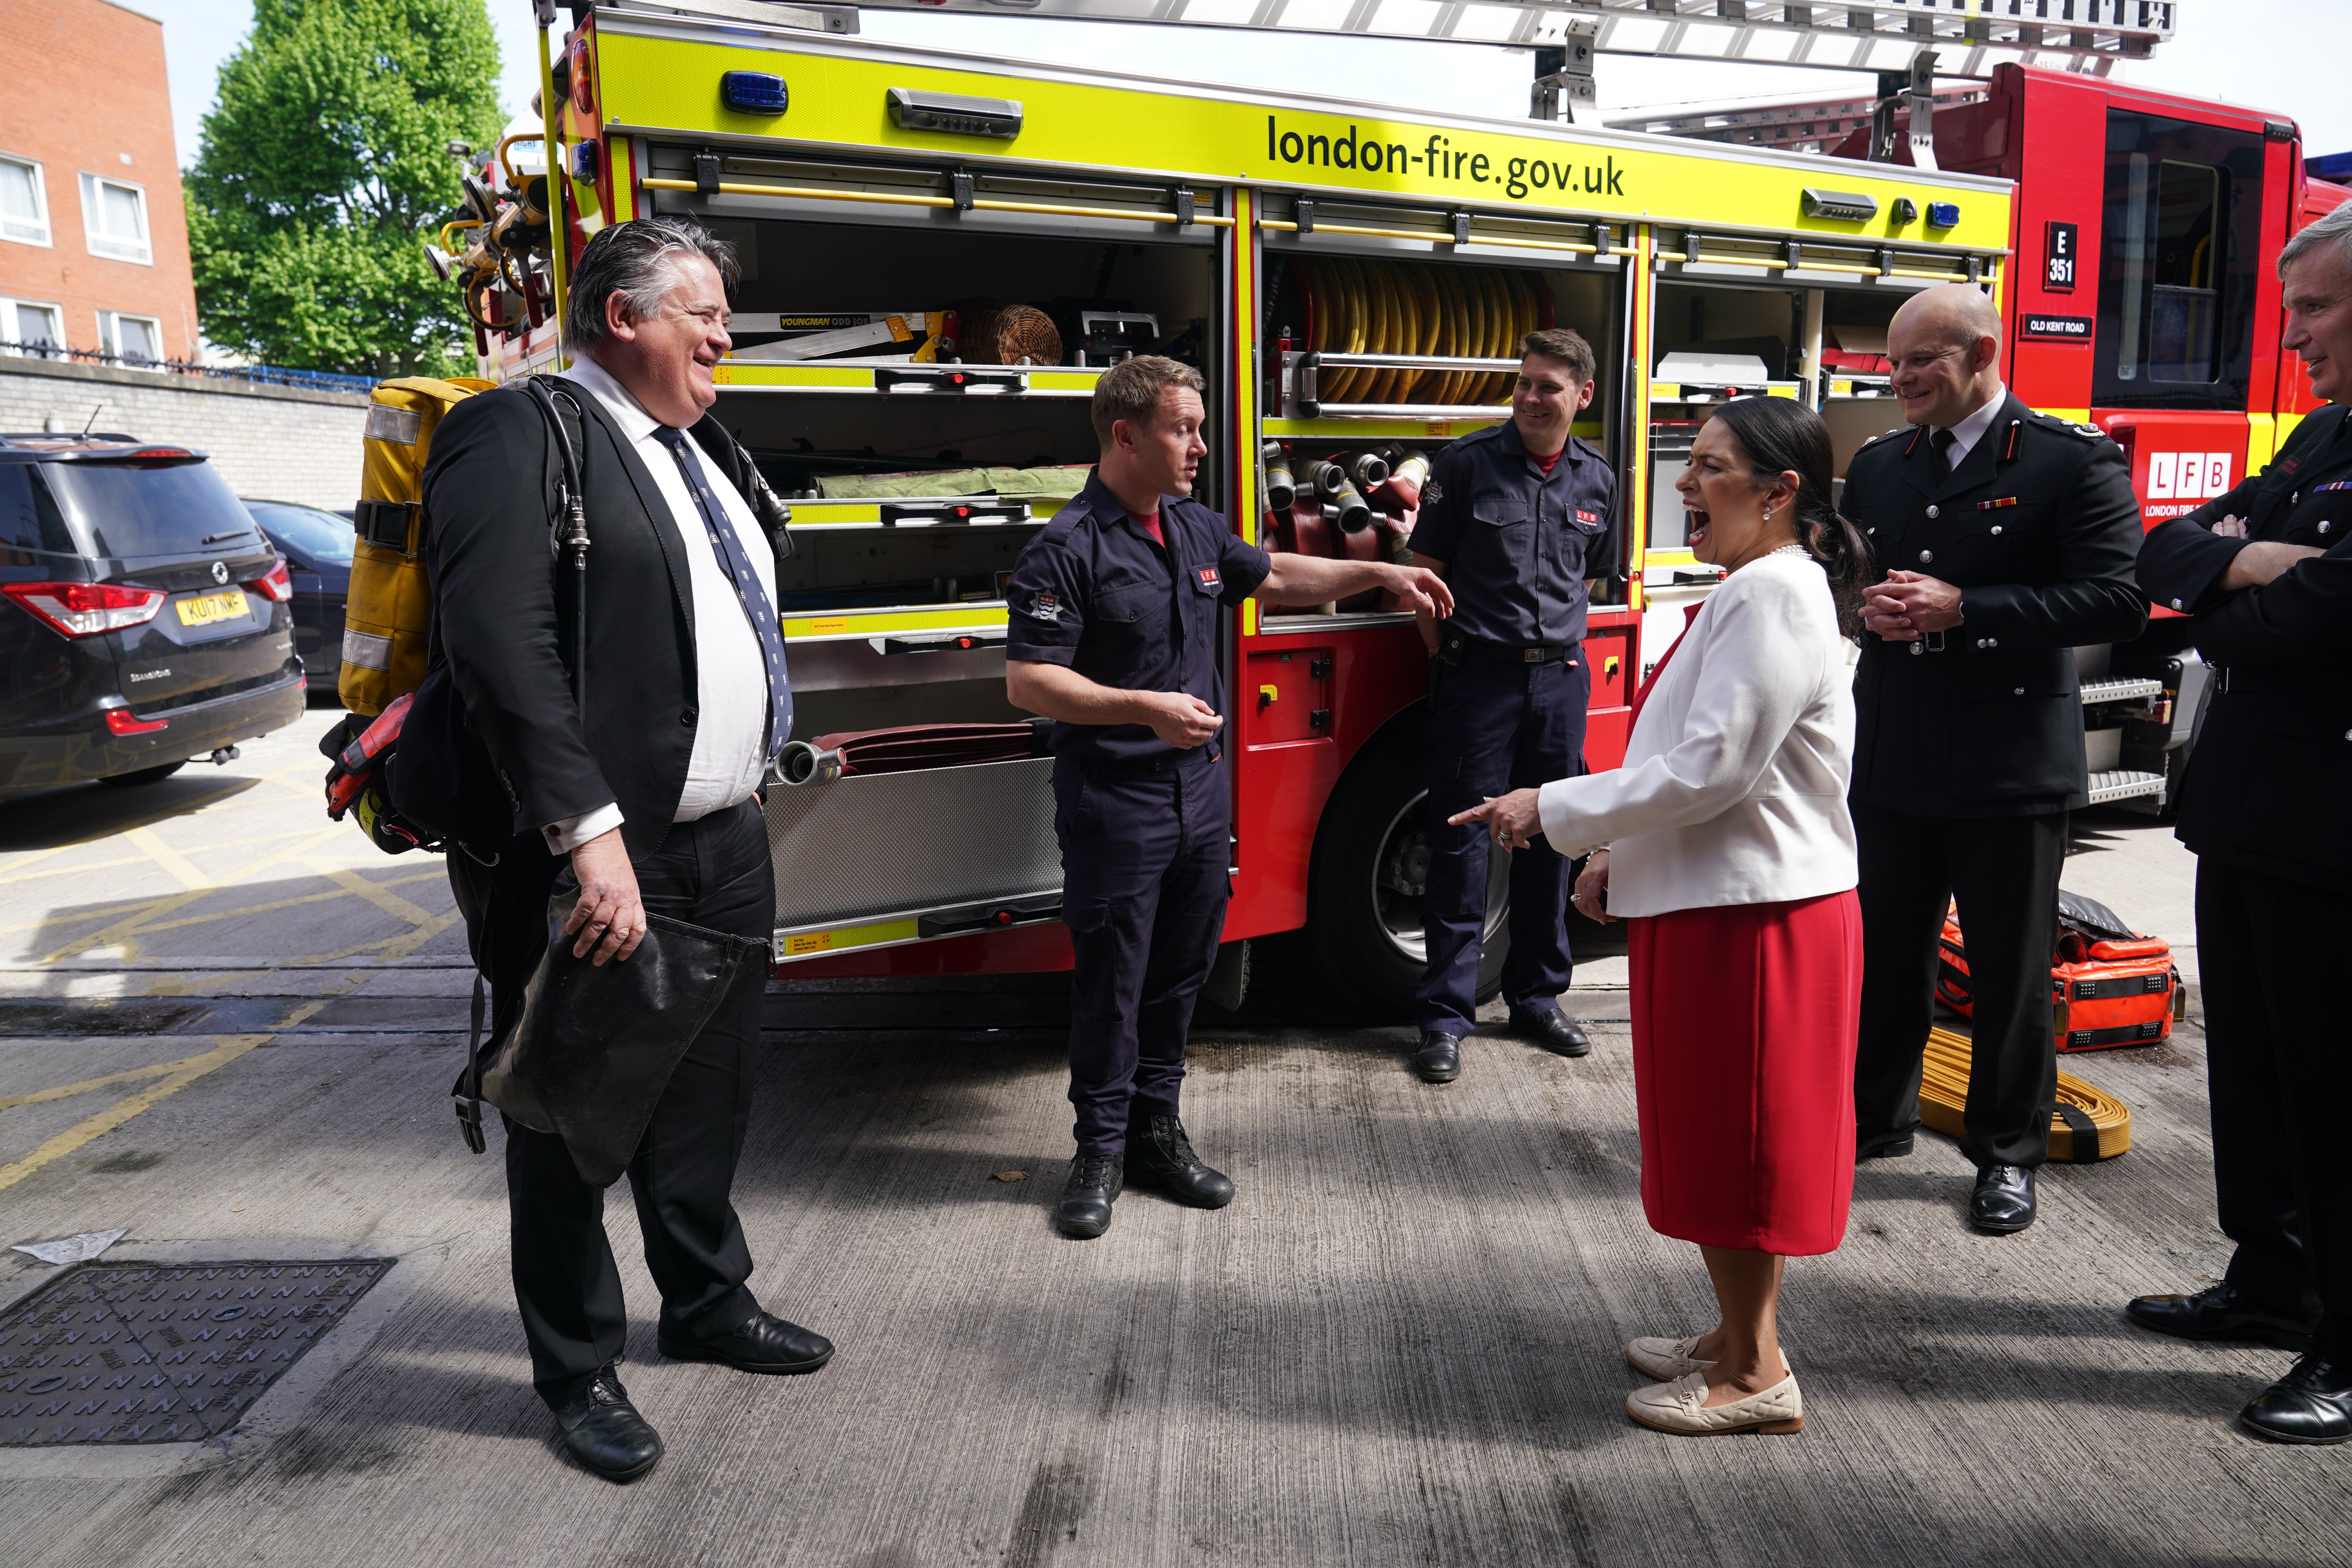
[1303, 727, 1508, 1020]
[99, 761, 187, 788]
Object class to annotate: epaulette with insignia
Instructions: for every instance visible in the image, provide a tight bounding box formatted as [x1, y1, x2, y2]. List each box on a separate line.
[2025, 408, 2107, 440]
[1856, 425, 1911, 450]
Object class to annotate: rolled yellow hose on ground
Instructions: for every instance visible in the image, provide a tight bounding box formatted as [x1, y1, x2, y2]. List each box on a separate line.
[1919, 1026, 2132, 1160]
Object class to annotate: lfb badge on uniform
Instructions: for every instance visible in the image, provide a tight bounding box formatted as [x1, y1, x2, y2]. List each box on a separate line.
[1196, 566, 1221, 590]
[1026, 592, 1061, 622]
[1575, 509, 1601, 526]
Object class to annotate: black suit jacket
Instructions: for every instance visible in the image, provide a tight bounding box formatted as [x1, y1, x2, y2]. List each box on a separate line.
[2139, 401, 2352, 892]
[422, 376, 782, 859]
[1844, 390, 2148, 817]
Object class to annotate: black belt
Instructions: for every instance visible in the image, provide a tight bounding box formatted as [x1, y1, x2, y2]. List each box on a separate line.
[1445, 637, 1576, 665]
[1068, 745, 1219, 778]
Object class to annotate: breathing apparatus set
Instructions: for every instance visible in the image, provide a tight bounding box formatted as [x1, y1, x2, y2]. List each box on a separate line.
[425, 138, 561, 352]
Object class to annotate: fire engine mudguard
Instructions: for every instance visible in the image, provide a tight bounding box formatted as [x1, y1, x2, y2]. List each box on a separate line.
[1298, 703, 1508, 1019]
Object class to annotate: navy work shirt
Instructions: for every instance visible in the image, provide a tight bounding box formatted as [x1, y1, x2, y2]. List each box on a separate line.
[1005, 469, 1273, 762]
[1405, 420, 1614, 647]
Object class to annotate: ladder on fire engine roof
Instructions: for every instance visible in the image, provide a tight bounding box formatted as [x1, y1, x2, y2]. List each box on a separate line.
[817, 0, 2173, 76]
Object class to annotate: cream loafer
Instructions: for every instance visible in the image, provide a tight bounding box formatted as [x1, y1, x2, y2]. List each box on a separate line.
[1626, 1335, 1713, 1380]
[1625, 1368, 1804, 1435]
[1626, 1335, 1792, 1382]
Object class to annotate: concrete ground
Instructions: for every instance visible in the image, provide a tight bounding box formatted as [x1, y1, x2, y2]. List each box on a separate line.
[0, 712, 2343, 1566]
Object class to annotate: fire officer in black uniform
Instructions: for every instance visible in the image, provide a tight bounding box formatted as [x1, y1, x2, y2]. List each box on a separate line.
[1405, 327, 1616, 1084]
[1005, 356, 1452, 1239]
[1845, 283, 2145, 1234]
[2129, 202, 2352, 1445]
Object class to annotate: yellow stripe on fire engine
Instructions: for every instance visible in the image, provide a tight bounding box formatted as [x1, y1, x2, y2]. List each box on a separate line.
[776, 918, 921, 960]
[590, 31, 2011, 250]
[780, 605, 1011, 642]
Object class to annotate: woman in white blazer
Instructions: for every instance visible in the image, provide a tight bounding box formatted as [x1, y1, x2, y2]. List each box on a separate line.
[1454, 397, 1872, 1438]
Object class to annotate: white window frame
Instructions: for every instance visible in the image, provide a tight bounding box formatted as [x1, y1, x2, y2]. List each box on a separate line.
[0, 297, 67, 358]
[0, 153, 51, 247]
[97, 309, 163, 365]
[78, 171, 150, 265]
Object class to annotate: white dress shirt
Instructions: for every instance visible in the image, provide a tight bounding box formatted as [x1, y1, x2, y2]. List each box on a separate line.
[1939, 382, 2007, 469]
[544, 354, 781, 854]
[1536, 552, 1857, 918]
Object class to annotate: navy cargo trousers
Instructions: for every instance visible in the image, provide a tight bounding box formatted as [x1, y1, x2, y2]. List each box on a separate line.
[1416, 650, 1588, 1034]
[1054, 749, 1231, 1156]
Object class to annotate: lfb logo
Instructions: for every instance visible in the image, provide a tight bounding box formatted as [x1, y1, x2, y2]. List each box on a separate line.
[2145, 451, 2233, 501]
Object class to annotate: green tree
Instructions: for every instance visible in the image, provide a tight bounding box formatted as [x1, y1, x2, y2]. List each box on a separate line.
[185, 0, 503, 377]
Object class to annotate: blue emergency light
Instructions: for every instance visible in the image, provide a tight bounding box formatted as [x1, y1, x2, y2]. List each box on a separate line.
[1926, 201, 1961, 228]
[721, 71, 789, 115]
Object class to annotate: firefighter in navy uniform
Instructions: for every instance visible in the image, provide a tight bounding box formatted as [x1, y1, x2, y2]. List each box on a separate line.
[1004, 356, 1452, 1240]
[2128, 203, 2352, 1446]
[1844, 284, 2145, 1235]
[1405, 327, 1617, 1085]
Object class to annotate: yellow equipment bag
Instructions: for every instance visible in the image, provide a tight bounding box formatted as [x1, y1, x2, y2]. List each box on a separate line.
[340, 376, 494, 715]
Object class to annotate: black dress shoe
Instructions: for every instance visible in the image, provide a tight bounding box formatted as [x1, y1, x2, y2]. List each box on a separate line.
[1508, 1007, 1591, 1058]
[1126, 1114, 1235, 1209]
[553, 1367, 662, 1482]
[2125, 1283, 2316, 1352]
[1414, 1030, 1462, 1083]
[659, 1310, 834, 1374]
[1057, 1152, 1123, 1238]
[2240, 1345, 2352, 1445]
[1856, 1129, 1916, 1162]
[1968, 1163, 2037, 1233]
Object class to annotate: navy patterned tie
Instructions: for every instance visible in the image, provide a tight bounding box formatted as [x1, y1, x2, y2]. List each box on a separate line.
[652, 425, 792, 757]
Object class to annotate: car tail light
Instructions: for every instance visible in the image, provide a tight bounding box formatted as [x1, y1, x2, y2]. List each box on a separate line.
[2, 580, 168, 638]
[105, 708, 168, 735]
[245, 559, 294, 603]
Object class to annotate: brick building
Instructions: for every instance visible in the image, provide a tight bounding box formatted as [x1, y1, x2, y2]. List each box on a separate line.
[0, 0, 199, 366]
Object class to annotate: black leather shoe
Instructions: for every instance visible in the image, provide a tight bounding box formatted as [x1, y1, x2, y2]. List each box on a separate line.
[1508, 1007, 1591, 1058]
[1126, 1114, 1235, 1209]
[2240, 1345, 2352, 1445]
[552, 1367, 662, 1482]
[1057, 1152, 1123, 1238]
[1414, 1030, 1463, 1083]
[1969, 1163, 2037, 1233]
[2125, 1283, 2316, 1352]
[659, 1310, 834, 1374]
[1856, 1129, 1916, 1162]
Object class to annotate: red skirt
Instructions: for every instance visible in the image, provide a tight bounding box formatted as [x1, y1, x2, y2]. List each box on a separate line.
[1627, 889, 1863, 1256]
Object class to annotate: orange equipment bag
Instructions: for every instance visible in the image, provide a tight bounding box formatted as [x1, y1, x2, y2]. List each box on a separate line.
[1937, 891, 2186, 1053]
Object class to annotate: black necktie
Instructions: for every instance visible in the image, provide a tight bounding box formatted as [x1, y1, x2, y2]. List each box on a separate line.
[651, 425, 792, 758]
[1931, 427, 1958, 481]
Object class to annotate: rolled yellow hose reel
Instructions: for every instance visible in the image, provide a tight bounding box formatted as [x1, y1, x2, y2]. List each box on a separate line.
[1920, 1026, 2131, 1161]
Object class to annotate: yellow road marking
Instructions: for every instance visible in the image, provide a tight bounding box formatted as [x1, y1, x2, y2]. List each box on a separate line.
[0, 998, 329, 1193]
[113, 870, 445, 938]
[123, 826, 213, 894]
[0, 1049, 228, 1111]
[310, 862, 441, 927]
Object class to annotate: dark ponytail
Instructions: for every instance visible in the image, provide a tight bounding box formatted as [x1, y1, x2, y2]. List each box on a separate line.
[1706, 397, 1877, 639]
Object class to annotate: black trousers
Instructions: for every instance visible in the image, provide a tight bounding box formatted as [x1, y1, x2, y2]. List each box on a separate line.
[1416, 652, 1588, 1034]
[1852, 799, 2065, 1169]
[2198, 858, 2352, 1344]
[448, 799, 773, 1407]
[1053, 752, 1230, 1156]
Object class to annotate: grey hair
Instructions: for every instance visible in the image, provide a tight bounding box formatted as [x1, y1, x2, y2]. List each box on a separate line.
[2279, 200, 2352, 279]
[563, 217, 739, 352]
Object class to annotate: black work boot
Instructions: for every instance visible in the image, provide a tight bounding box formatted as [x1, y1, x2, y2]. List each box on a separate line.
[1057, 1152, 1123, 1239]
[1126, 1114, 1235, 1209]
[1414, 1029, 1463, 1083]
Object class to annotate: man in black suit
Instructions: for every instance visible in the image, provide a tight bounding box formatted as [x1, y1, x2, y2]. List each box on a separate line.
[425, 217, 829, 1482]
[1843, 283, 2146, 1234]
[2129, 201, 2352, 1445]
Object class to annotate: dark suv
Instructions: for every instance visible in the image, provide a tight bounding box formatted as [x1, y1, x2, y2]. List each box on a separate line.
[0, 434, 306, 797]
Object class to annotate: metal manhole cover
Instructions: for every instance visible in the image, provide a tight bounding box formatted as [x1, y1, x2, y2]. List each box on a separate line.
[0, 1258, 393, 1446]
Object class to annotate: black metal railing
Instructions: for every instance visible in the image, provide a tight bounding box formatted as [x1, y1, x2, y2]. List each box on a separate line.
[0, 340, 376, 394]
